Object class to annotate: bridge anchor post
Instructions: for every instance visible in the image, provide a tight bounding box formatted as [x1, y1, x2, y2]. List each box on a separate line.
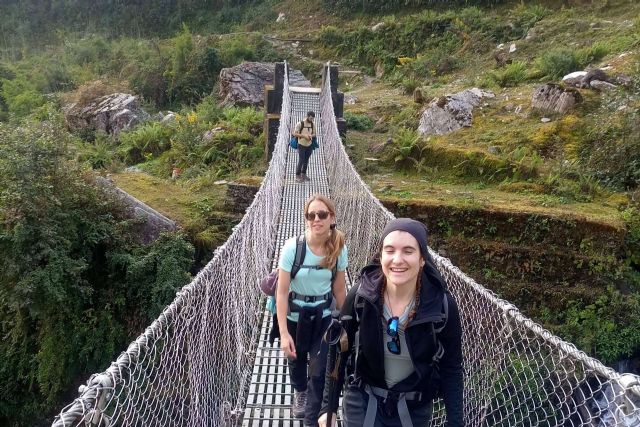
[322, 64, 347, 138]
[264, 62, 286, 161]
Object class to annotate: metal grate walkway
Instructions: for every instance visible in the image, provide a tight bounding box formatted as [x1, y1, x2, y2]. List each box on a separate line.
[242, 90, 344, 426]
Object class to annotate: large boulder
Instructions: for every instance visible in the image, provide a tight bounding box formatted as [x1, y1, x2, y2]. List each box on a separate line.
[65, 93, 148, 135]
[219, 62, 310, 107]
[418, 88, 494, 136]
[531, 84, 582, 114]
[562, 69, 615, 89]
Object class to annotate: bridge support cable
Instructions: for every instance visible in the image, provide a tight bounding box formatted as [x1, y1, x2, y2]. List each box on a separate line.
[318, 61, 640, 426]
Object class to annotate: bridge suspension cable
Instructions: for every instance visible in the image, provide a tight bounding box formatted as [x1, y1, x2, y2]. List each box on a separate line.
[52, 61, 640, 427]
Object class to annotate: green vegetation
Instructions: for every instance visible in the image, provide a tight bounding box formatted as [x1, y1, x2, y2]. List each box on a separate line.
[536, 42, 609, 79]
[0, 122, 194, 425]
[0, 5, 274, 425]
[344, 111, 374, 131]
[1, 0, 640, 424]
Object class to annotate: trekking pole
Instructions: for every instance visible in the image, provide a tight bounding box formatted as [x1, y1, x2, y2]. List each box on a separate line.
[323, 311, 345, 427]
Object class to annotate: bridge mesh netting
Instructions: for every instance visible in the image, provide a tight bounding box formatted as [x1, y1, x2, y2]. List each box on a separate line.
[53, 62, 639, 427]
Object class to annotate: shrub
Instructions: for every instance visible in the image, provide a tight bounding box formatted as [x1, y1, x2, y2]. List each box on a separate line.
[489, 61, 528, 87]
[221, 106, 263, 135]
[344, 112, 374, 131]
[622, 207, 640, 266]
[401, 77, 419, 95]
[129, 58, 168, 107]
[409, 42, 460, 78]
[554, 288, 640, 364]
[579, 109, 640, 190]
[195, 95, 224, 124]
[536, 48, 581, 79]
[118, 121, 174, 165]
[77, 131, 119, 170]
[537, 42, 610, 80]
[1, 74, 47, 119]
[66, 35, 111, 68]
[74, 80, 126, 107]
[575, 41, 609, 66]
[387, 128, 426, 169]
[218, 36, 257, 67]
[318, 25, 344, 47]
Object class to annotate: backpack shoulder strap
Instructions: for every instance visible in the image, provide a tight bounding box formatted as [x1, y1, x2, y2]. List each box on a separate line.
[434, 293, 449, 334]
[431, 292, 449, 364]
[349, 285, 365, 374]
[290, 234, 306, 280]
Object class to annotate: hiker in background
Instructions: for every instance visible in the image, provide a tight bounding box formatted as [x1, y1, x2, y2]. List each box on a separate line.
[319, 218, 463, 427]
[293, 111, 316, 182]
[277, 194, 348, 425]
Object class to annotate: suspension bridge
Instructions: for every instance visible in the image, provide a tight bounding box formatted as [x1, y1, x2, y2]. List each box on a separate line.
[52, 62, 640, 427]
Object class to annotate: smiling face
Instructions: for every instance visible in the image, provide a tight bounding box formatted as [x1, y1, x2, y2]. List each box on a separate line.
[381, 230, 425, 289]
[305, 199, 334, 236]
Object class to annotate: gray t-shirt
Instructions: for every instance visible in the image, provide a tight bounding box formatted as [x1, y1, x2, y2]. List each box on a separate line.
[382, 299, 416, 388]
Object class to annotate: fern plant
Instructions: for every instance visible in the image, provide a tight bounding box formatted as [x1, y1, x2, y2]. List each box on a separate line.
[390, 128, 427, 170]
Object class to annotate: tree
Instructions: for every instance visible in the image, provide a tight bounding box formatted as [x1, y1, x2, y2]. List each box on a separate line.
[0, 121, 194, 426]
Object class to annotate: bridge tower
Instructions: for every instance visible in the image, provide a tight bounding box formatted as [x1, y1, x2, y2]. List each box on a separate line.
[264, 62, 346, 160]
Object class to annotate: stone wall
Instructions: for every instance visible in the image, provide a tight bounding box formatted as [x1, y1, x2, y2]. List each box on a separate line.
[226, 182, 260, 213]
[96, 177, 177, 244]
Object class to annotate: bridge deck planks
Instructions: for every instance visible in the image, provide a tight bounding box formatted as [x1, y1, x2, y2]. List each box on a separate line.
[243, 92, 344, 426]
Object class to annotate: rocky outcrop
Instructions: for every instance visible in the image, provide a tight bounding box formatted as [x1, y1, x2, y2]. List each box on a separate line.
[562, 68, 633, 91]
[64, 93, 148, 135]
[562, 71, 588, 87]
[418, 88, 494, 136]
[219, 62, 310, 107]
[531, 84, 582, 114]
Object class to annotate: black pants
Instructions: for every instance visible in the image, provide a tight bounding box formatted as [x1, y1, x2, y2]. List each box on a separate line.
[287, 315, 331, 426]
[296, 144, 313, 176]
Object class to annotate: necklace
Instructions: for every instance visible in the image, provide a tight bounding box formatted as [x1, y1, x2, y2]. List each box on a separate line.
[384, 289, 415, 318]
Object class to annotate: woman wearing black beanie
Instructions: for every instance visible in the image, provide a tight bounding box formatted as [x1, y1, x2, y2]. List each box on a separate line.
[319, 218, 464, 427]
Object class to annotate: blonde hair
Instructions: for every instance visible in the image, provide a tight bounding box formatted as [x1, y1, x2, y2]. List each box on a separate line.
[304, 194, 345, 269]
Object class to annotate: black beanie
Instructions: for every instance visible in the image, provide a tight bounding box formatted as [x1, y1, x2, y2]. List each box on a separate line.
[379, 218, 448, 292]
[380, 218, 429, 258]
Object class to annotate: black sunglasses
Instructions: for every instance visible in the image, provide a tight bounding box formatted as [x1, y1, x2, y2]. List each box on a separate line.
[386, 316, 401, 355]
[305, 210, 330, 221]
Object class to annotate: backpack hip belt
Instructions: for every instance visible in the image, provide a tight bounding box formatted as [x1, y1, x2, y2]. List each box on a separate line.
[348, 378, 423, 427]
[289, 290, 332, 303]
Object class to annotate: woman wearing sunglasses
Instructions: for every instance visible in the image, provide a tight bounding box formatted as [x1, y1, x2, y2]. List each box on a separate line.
[276, 194, 348, 426]
[319, 218, 463, 427]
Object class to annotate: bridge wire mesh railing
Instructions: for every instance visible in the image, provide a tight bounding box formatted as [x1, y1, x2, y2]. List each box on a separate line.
[318, 62, 640, 426]
[52, 64, 295, 427]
